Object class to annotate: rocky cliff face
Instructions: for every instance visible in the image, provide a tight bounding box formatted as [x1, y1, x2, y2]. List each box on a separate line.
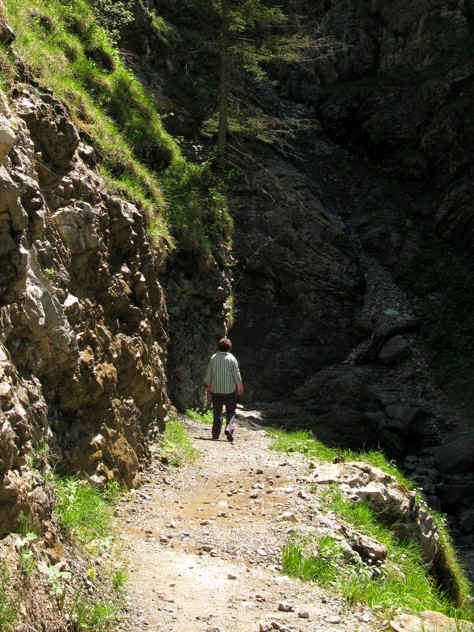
[258, 0, 474, 575]
[311, 0, 474, 248]
[0, 79, 172, 533]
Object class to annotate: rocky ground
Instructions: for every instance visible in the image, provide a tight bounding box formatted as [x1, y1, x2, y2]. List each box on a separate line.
[113, 411, 474, 632]
[114, 414, 382, 632]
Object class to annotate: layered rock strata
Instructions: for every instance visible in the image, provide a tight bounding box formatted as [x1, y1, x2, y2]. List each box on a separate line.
[0, 81, 171, 534]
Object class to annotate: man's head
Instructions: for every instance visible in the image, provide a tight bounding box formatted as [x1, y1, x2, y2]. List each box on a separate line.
[218, 337, 232, 351]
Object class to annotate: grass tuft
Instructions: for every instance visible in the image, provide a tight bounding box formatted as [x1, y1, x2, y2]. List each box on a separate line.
[0, 563, 16, 629]
[155, 420, 198, 466]
[73, 595, 116, 631]
[268, 428, 412, 487]
[54, 477, 120, 544]
[185, 409, 213, 425]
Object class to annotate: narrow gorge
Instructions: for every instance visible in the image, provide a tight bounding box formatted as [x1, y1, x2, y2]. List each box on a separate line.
[0, 0, 473, 629]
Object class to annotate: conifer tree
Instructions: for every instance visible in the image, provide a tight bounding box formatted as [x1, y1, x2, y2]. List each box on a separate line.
[211, 0, 287, 163]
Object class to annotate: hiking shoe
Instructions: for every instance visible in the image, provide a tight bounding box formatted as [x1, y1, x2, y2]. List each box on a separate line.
[225, 429, 234, 443]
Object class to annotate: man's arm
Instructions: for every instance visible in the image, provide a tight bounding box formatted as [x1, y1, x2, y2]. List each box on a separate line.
[233, 358, 243, 396]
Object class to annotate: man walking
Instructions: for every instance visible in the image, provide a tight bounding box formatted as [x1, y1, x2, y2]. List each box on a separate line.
[204, 337, 243, 442]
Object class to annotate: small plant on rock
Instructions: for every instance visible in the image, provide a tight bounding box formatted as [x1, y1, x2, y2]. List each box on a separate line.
[73, 594, 116, 631]
[111, 566, 127, 590]
[15, 532, 37, 577]
[38, 561, 72, 603]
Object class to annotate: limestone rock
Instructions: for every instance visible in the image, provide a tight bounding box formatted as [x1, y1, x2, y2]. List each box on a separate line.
[314, 461, 440, 565]
[14, 86, 79, 168]
[225, 154, 363, 404]
[349, 531, 387, 563]
[0, 80, 172, 511]
[52, 202, 102, 254]
[0, 113, 16, 162]
[390, 611, 474, 632]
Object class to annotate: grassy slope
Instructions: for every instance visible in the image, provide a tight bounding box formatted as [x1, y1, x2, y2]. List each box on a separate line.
[1, 0, 232, 259]
[272, 428, 473, 621]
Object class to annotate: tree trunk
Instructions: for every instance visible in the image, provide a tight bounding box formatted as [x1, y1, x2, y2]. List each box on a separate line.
[217, 0, 230, 165]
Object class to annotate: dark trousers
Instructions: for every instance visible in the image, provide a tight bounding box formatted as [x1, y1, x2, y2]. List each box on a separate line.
[211, 391, 237, 439]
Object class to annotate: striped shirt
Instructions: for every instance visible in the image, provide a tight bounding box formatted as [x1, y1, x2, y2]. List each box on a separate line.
[204, 352, 242, 395]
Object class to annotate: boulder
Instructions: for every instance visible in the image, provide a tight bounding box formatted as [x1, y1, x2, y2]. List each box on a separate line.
[378, 335, 410, 364]
[349, 531, 387, 563]
[313, 461, 440, 565]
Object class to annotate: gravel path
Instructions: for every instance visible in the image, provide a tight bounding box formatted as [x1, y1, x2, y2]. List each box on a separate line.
[114, 415, 383, 632]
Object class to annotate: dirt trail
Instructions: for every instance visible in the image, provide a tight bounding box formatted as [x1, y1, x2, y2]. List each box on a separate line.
[114, 414, 381, 632]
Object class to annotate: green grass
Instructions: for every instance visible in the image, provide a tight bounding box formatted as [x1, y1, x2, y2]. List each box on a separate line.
[431, 510, 474, 612]
[162, 159, 233, 256]
[155, 420, 198, 466]
[52, 477, 125, 628]
[0, 563, 16, 630]
[268, 428, 412, 488]
[272, 428, 473, 619]
[283, 487, 473, 621]
[185, 408, 213, 425]
[111, 567, 128, 591]
[54, 477, 120, 544]
[73, 595, 116, 631]
[282, 535, 344, 585]
[2, 0, 233, 260]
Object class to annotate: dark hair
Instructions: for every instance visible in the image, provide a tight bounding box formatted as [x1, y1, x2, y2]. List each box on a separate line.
[218, 337, 232, 351]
